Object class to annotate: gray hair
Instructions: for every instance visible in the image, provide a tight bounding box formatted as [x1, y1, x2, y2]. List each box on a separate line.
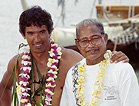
[76, 18, 105, 38]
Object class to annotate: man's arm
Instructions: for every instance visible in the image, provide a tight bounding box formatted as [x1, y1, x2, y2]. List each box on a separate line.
[0, 78, 12, 105]
[0, 55, 18, 105]
[110, 51, 129, 63]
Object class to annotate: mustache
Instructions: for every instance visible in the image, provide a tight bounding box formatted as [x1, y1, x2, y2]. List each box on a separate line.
[86, 48, 98, 53]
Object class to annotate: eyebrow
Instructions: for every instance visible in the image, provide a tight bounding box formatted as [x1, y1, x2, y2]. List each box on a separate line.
[26, 29, 46, 33]
[80, 35, 101, 39]
[40, 29, 46, 32]
[26, 31, 34, 34]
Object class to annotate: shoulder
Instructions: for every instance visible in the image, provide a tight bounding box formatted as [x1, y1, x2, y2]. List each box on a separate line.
[7, 55, 18, 69]
[6, 53, 23, 77]
[61, 47, 83, 58]
[67, 58, 85, 77]
[111, 62, 134, 71]
[0, 54, 22, 88]
[108, 62, 136, 78]
[7, 54, 22, 70]
[61, 47, 84, 65]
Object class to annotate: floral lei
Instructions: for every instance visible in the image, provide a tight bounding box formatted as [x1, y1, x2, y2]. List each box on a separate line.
[76, 50, 112, 106]
[17, 39, 62, 106]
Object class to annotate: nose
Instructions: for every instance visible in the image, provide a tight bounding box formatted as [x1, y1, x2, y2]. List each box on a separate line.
[87, 39, 94, 47]
[35, 33, 41, 42]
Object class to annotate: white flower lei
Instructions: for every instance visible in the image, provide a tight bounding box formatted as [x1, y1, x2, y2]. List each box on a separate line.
[76, 50, 112, 106]
[17, 39, 62, 106]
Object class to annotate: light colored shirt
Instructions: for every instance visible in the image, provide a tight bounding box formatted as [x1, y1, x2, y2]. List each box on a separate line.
[60, 58, 139, 106]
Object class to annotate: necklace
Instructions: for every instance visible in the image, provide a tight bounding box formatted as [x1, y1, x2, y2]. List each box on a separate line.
[76, 50, 112, 106]
[17, 39, 62, 106]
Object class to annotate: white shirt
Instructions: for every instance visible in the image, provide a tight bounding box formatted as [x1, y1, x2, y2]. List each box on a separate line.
[60, 58, 139, 106]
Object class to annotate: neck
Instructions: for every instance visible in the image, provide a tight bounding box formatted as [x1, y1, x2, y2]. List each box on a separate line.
[86, 55, 105, 65]
[30, 48, 50, 63]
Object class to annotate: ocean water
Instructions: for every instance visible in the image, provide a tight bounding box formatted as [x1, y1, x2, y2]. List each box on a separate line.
[0, 0, 139, 83]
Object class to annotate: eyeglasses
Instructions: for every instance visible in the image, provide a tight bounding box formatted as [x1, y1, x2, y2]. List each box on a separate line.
[75, 35, 103, 47]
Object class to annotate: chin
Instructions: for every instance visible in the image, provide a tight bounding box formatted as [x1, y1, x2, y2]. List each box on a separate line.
[87, 54, 103, 61]
[86, 55, 97, 60]
[31, 48, 45, 53]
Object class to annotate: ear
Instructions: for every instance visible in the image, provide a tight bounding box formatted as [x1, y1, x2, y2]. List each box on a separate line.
[75, 39, 81, 51]
[104, 33, 108, 44]
[49, 32, 52, 38]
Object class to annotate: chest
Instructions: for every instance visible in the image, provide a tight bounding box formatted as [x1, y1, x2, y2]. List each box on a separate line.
[72, 63, 121, 106]
[27, 58, 71, 91]
[84, 69, 120, 105]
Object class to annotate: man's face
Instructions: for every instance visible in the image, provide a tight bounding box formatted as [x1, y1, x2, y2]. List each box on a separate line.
[76, 24, 108, 65]
[23, 25, 51, 53]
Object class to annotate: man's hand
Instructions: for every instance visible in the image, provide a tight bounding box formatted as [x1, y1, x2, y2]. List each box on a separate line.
[110, 51, 129, 63]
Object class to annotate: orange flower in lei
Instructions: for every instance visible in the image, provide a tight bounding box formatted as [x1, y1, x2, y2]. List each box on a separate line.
[17, 39, 62, 106]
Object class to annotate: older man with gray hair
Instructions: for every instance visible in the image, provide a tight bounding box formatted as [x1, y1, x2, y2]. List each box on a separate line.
[60, 18, 139, 106]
